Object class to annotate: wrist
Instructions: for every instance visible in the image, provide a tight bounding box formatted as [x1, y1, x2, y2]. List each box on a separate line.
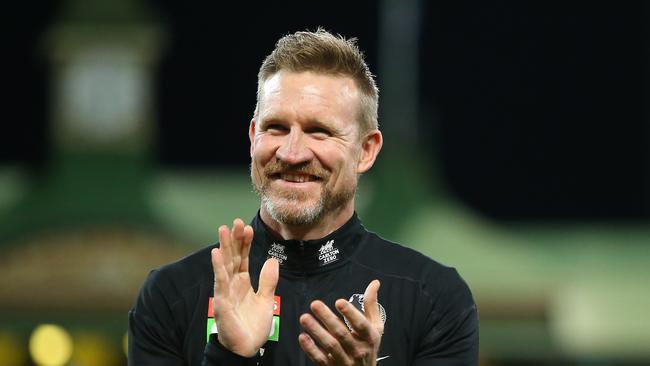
[216, 334, 259, 358]
[206, 334, 259, 364]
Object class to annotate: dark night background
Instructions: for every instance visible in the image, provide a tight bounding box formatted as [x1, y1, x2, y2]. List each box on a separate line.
[6, 1, 648, 221]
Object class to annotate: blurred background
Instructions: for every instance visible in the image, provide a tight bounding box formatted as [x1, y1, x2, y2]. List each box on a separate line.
[3, 0, 649, 365]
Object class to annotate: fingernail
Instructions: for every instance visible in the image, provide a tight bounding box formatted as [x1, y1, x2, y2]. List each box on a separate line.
[335, 300, 348, 311]
[300, 333, 313, 344]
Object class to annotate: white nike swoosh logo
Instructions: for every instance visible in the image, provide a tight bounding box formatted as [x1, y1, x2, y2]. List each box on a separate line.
[376, 355, 390, 362]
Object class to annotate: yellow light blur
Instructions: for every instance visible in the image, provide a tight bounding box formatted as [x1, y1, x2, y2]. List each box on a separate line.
[0, 331, 27, 365]
[123, 331, 128, 357]
[71, 331, 119, 366]
[29, 324, 73, 366]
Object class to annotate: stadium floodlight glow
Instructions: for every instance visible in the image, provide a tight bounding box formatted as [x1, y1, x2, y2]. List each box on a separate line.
[29, 324, 73, 366]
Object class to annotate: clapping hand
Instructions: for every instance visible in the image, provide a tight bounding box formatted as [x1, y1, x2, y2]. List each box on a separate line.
[210, 218, 279, 357]
[298, 280, 384, 366]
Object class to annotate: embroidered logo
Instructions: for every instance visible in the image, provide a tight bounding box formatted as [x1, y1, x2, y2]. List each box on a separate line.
[207, 296, 281, 343]
[317, 239, 340, 266]
[267, 243, 287, 264]
[344, 293, 387, 331]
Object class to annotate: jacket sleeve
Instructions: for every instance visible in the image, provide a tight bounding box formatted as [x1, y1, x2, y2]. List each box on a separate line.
[412, 267, 479, 366]
[202, 335, 259, 366]
[128, 268, 259, 366]
[128, 269, 186, 365]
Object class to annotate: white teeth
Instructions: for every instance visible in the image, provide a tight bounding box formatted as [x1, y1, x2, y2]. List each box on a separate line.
[280, 174, 314, 183]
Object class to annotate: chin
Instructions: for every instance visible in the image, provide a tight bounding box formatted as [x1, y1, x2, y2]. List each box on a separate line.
[262, 196, 324, 226]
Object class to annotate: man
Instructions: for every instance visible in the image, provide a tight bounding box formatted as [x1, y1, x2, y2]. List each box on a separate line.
[129, 29, 478, 366]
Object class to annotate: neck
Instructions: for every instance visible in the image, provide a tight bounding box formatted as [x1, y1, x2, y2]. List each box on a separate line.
[259, 203, 355, 241]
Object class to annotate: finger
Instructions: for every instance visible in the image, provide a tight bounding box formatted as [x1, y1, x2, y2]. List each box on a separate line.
[230, 218, 245, 272]
[335, 281, 382, 341]
[299, 313, 351, 365]
[218, 225, 234, 277]
[211, 248, 231, 301]
[239, 224, 254, 273]
[298, 333, 329, 366]
[335, 300, 375, 342]
[362, 280, 382, 327]
[257, 258, 279, 299]
[310, 300, 357, 354]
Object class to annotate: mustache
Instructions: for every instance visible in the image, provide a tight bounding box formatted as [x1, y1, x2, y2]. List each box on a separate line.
[263, 161, 329, 179]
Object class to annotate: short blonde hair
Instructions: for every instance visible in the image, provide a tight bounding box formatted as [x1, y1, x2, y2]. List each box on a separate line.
[254, 28, 379, 135]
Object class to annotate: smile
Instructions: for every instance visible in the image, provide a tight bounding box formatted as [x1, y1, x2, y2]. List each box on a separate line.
[272, 173, 321, 183]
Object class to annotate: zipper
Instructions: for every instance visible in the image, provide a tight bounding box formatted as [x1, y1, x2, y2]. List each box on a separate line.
[297, 241, 309, 295]
[298, 240, 308, 366]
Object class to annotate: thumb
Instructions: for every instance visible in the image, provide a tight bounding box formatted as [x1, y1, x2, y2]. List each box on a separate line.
[258, 258, 279, 298]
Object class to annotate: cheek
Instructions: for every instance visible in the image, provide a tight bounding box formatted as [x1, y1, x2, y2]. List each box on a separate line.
[312, 145, 340, 168]
[252, 137, 278, 163]
[316, 148, 356, 179]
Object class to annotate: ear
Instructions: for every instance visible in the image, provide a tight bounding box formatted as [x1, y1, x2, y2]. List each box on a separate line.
[249, 119, 256, 157]
[356, 130, 383, 174]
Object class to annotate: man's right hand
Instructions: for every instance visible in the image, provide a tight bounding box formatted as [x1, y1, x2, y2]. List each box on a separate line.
[211, 218, 279, 357]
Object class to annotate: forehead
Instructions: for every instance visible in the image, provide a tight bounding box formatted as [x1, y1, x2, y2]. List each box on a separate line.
[258, 71, 360, 122]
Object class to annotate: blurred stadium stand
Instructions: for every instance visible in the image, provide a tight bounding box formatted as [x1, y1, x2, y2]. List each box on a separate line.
[2, 1, 649, 365]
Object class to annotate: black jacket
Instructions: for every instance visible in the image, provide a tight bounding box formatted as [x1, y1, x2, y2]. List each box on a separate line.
[128, 213, 479, 365]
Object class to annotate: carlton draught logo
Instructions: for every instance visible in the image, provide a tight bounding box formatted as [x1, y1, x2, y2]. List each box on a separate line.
[207, 296, 281, 342]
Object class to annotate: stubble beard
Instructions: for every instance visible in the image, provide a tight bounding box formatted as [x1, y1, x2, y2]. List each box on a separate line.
[251, 162, 357, 226]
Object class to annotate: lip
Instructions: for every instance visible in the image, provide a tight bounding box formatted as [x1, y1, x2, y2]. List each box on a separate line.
[273, 179, 321, 187]
[270, 172, 322, 189]
[270, 172, 322, 182]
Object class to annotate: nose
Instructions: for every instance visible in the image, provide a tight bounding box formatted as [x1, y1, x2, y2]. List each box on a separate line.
[275, 127, 314, 165]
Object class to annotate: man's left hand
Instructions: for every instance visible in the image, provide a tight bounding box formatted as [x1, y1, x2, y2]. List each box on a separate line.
[298, 280, 383, 366]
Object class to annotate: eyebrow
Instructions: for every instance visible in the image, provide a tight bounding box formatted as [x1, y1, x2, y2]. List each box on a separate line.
[259, 116, 345, 135]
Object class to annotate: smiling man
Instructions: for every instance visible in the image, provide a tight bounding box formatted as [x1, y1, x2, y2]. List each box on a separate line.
[251, 70, 376, 238]
[129, 29, 478, 366]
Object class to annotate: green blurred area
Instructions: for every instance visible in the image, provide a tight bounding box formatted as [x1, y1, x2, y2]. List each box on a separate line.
[1, 163, 649, 365]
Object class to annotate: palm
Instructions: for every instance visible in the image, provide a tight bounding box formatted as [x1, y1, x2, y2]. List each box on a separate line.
[211, 219, 279, 357]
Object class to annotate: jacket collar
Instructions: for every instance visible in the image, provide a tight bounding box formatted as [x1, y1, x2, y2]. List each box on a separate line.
[250, 212, 364, 274]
